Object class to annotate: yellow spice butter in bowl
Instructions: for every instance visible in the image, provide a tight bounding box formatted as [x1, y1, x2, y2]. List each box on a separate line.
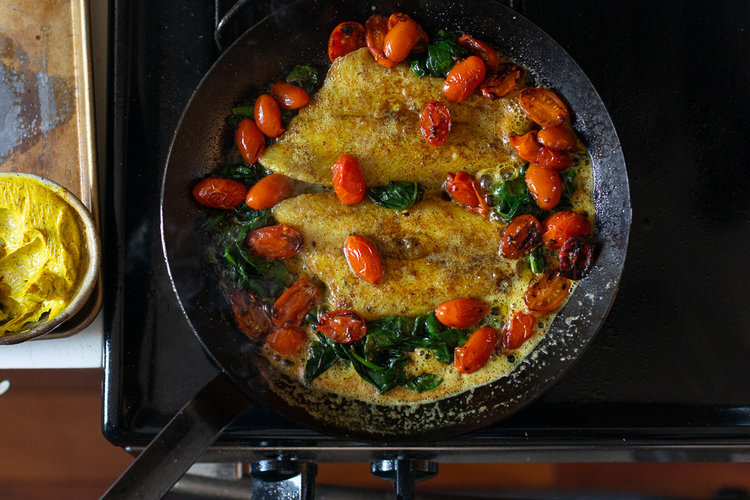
[0, 173, 100, 344]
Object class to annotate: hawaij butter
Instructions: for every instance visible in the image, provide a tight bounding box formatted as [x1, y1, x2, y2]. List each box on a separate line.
[0, 175, 88, 336]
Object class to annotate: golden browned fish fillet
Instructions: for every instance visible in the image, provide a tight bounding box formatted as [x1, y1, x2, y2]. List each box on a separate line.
[260, 48, 531, 190]
[272, 193, 511, 319]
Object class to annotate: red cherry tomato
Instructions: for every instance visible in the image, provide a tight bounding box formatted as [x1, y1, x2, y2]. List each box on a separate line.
[542, 211, 591, 249]
[328, 21, 366, 62]
[445, 171, 488, 214]
[246, 224, 303, 260]
[501, 311, 536, 350]
[500, 214, 542, 259]
[509, 130, 541, 163]
[537, 126, 578, 151]
[316, 310, 367, 344]
[235, 118, 266, 164]
[536, 146, 572, 171]
[518, 88, 570, 128]
[420, 101, 452, 146]
[454, 326, 498, 374]
[525, 163, 562, 210]
[524, 270, 571, 314]
[443, 56, 486, 103]
[383, 18, 418, 63]
[559, 235, 594, 280]
[192, 177, 247, 210]
[271, 81, 309, 110]
[228, 288, 271, 339]
[266, 327, 307, 356]
[480, 62, 524, 99]
[245, 173, 293, 210]
[365, 14, 396, 68]
[388, 13, 429, 52]
[344, 234, 383, 285]
[435, 298, 490, 329]
[254, 94, 284, 138]
[332, 154, 366, 205]
[272, 278, 321, 328]
[457, 34, 500, 70]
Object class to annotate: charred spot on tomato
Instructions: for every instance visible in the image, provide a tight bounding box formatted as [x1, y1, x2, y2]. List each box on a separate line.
[559, 235, 594, 280]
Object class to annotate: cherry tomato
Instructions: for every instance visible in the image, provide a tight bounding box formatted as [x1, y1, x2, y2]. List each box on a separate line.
[344, 234, 383, 285]
[443, 56, 486, 102]
[272, 277, 321, 328]
[454, 325, 498, 374]
[500, 214, 542, 259]
[509, 130, 541, 163]
[480, 62, 524, 99]
[518, 88, 570, 128]
[245, 173, 293, 210]
[383, 18, 418, 63]
[228, 288, 271, 339]
[316, 310, 367, 344]
[445, 171, 488, 214]
[537, 126, 578, 151]
[435, 297, 490, 328]
[192, 177, 247, 210]
[246, 224, 303, 260]
[388, 13, 429, 52]
[457, 34, 500, 70]
[254, 94, 284, 138]
[542, 211, 590, 249]
[501, 311, 536, 350]
[271, 81, 309, 110]
[525, 163, 562, 210]
[332, 154, 366, 205]
[420, 101, 452, 146]
[266, 327, 307, 356]
[328, 21, 366, 61]
[235, 118, 266, 164]
[559, 235, 594, 280]
[366, 14, 396, 68]
[536, 146, 572, 171]
[524, 270, 571, 314]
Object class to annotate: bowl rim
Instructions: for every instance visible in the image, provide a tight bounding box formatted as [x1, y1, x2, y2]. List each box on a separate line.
[0, 172, 101, 345]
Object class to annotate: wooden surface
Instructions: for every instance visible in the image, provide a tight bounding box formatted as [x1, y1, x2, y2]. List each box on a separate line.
[1, 370, 750, 499]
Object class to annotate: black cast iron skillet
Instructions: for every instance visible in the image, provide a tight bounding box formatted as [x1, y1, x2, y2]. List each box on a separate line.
[104, 0, 630, 497]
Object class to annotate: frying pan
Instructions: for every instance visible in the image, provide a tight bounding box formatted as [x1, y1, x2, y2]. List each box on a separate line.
[104, 0, 630, 497]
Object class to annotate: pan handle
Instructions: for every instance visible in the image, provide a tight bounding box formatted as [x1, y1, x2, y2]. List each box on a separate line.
[101, 372, 252, 499]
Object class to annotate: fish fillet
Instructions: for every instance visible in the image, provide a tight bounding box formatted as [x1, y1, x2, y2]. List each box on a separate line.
[260, 48, 531, 190]
[272, 193, 510, 319]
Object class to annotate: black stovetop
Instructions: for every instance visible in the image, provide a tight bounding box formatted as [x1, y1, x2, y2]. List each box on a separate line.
[103, 0, 750, 455]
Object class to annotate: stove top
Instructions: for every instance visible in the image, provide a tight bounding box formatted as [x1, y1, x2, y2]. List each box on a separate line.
[103, 0, 750, 459]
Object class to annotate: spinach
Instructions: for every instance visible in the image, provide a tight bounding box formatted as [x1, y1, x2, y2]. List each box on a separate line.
[367, 181, 423, 210]
[286, 64, 319, 93]
[226, 102, 255, 128]
[411, 30, 468, 78]
[528, 246, 546, 274]
[303, 335, 339, 383]
[405, 373, 443, 393]
[491, 166, 545, 222]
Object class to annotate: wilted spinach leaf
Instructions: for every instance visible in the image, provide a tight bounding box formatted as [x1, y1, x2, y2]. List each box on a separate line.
[405, 373, 443, 393]
[367, 181, 423, 210]
[286, 64, 319, 93]
[411, 30, 468, 78]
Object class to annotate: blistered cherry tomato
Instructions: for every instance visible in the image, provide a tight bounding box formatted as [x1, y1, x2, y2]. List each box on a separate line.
[480, 62, 524, 99]
[332, 154, 366, 205]
[192, 177, 247, 209]
[366, 14, 396, 68]
[443, 56, 486, 103]
[328, 21, 366, 61]
[254, 94, 284, 138]
[542, 211, 590, 249]
[235, 118, 265, 164]
[501, 311, 536, 350]
[344, 234, 383, 285]
[245, 173, 293, 210]
[537, 126, 578, 151]
[445, 171, 488, 214]
[454, 326, 498, 374]
[525, 163, 562, 210]
[559, 235, 594, 280]
[524, 270, 571, 314]
[457, 34, 500, 70]
[266, 327, 307, 356]
[388, 13, 429, 52]
[420, 101, 452, 146]
[272, 278, 320, 328]
[435, 297, 489, 328]
[536, 146, 572, 171]
[509, 130, 541, 163]
[316, 310, 367, 344]
[518, 88, 570, 128]
[228, 288, 271, 339]
[500, 214, 542, 259]
[246, 224, 303, 260]
[383, 18, 418, 63]
[271, 81, 309, 110]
